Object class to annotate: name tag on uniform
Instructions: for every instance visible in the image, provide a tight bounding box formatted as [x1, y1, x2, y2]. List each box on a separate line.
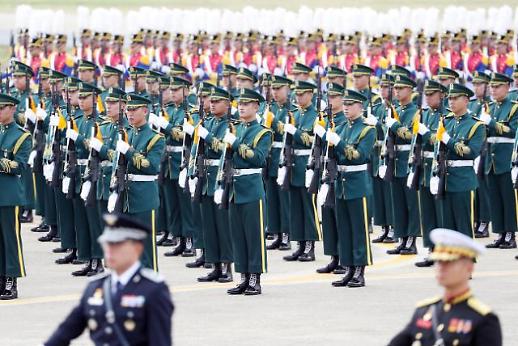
[121, 295, 145, 308]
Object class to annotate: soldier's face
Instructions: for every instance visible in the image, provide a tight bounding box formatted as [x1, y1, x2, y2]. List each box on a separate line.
[106, 100, 123, 119]
[435, 258, 473, 289]
[272, 86, 289, 103]
[202, 96, 211, 112]
[127, 106, 147, 126]
[394, 86, 412, 102]
[473, 82, 487, 98]
[78, 95, 94, 112]
[328, 76, 345, 86]
[490, 83, 510, 102]
[0, 105, 15, 124]
[102, 75, 119, 88]
[171, 87, 186, 104]
[425, 91, 441, 109]
[78, 70, 95, 83]
[236, 77, 253, 89]
[103, 240, 143, 273]
[329, 94, 343, 112]
[353, 75, 368, 90]
[238, 101, 259, 121]
[344, 101, 362, 119]
[210, 98, 229, 116]
[295, 91, 312, 108]
[69, 90, 79, 106]
[41, 78, 50, 91]
[146, 80, 160, 94]
[13, 76, 27, 91]
[161, 88, 173, 103]
[438, 78, 454, 87]
[448, 95, 469, 115]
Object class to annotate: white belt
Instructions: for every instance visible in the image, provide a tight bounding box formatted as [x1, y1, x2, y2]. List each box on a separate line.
[127, 174, 158, 182]
[423, 151, 434, 158]
[233, 168, 262, 176]
[293, 149, 312, 156]
[375, 140, 384, 147]
[77, 159, 89, 166]
[487, 137, 514, 144]
[100, 160, 111, 167]
[272, 141, 283, 148]
[395, 144, 411, 151]
[447, 160, 474, 167]
[205, 159, 220, 166]
[166, 145, 183, 153]
[337, 164, 368, 173]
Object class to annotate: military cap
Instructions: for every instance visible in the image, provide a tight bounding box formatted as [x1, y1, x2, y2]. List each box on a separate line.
[93, 32, 102, 40]
[210, 86, 231, 100]
[103, 65, 123, 77]
[424, 80, 447, 94]
[416, 32, 427, 43]
[29, 37, 42, 48]
[222, 64, 238, 76]
[271, 75, 293, 88]
[56, 34, 67, 44]
[379, 73, 394, 86]
[287, 37, 298, 46]
[65, 76, 81, 91]
[343, 89, 367, 104]
[489, 72, 513, 85]
[237, 88, 264, 103]
[390, 65, 412, 77]
[44, 34, 55, 43]
[146, 70, 163, 82]
[327, 83, 345, 96]
[113, 35, 124, 45]
[81, 29, 92, 38]
[223, 31, 233, 40]
[497, 35, 509, 44]
[0, 93, 20, 106]
[369, 36, 383, 46]
[351, 64, 373, 76]
[78, 82, 101, 97]
[235, 33, 244, 41]
[435, 67, 459, 80]
[291, 62, 312, 74]
[161, 31, 171, 40]
[128, 66, 148, 77]
[77, 59, 97, 72]
[131, 33, 144, 44]
[293, 80, 316, 94]
[49, 70, 67, 83]
[429, 34, 439, 46]
[158, 75, 171, 88]
[38, 66, 51, 79]
[199, 82, 216, 96]
[170, 76, 191, 89]
[104, 87, 127, 102]
[342, 35, 356, 44]
[211, 34, 221, 43]
[447, 83, 474, 98]
[471, 35, 481, 44]
[326, 65, 347, 78]
[394, 75, 417, 88]
[126, 93, 151, 110]
[472, 71, 490, 84]
[395, 35, 406, 45]
[98, 213, 150, 244]
[429, 228, 485, 262]
[441, 31, 452, 40]
[174, 33, 184, 41]
[169, 63, 189, 76]
[11, 61, 34, 77]
[236, 67, 257, 83]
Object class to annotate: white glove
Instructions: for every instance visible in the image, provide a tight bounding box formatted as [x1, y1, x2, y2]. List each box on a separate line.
[66, 129, 79, 141]
[429, 176, 439, 195]
[178, 168, 187, 188]
[80, 181, 91, 201]
[36, 107, 48, 120]
[28, 150, 36, 167]
[183, 119, 195, 136]
[365, 114, 378, 126]
[214, 188, 224, 204]
[62, 177, 71, 195]
[107, 192, 118, 213]
[385, 116, 397, 128]
[512, 167, 518, 183]
[317, 183, 329, 207]
[155, 116, 169, 130]
[148, 113, 158, 126]
[25, 108, 36, 124]
[416, 71, 425, 80]
[418, 123, 429, 135]
[198, 125, 209, 139]
[49, 115, 59, 127]
[326, 130, 341, 146]
[284, 123, 297, 135]
[116, 140, 130, 154]
[480, 112, 492, 125]
[314, 124, 326, 138]
[276, 166, 287, 186]
[90, 137, 103, 152]
[305, 169, 315, 188]
[441, 132, 451, 145]
[223, 131, 237, 145]
[318, 100, 327, 112]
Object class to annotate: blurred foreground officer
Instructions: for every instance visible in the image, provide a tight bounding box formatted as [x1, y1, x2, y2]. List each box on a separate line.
[388, 228, 502, 346]
[44, 213, 174, 346]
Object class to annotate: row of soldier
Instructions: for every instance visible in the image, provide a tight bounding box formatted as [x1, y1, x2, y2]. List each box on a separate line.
[1, 56, 518, 301]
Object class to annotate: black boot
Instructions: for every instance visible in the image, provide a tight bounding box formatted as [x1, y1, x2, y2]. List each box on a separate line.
[31, 222, 49, 233]
[474, 222, 489, 238]
[266, 233, 282, 250]
[347, 266, 366, 288]
[181, 238, 195, 257]
[0, 275, 5, 295]
[332, 266, 354, 287]
[298, 241, 315, 262]
[186, 250, 205, 268]
[383, 228, 396, 243]
[197, 263, 222, 282]
[0, 277, 17, 300]
[387, 237, 407, 255]
[283, 241, 304, 261]
[244, 273, 262, 295]
[55, 249, 77, 265]
[333, 265, 347, 274]
[499, 232, 517, 249]
[372, 225, 389, 243]
[86, 259, 104, 277]
[400, 236, 417, 255]
[316, 255, 339, 273]
[52, 247, 68, 254]
[218, 262, 233, 283]
[486, 234, 505, 248]
[72, 260, 92, 276]
[227, 273, 249, 295]
[278, 233, 291, 250]
[164, 237, 186, 256]
[38, 225, 58, 242]
[19, 209, 33, 223]
[156, 232, 170, 246]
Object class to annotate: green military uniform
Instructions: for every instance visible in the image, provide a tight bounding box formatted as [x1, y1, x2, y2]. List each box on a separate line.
[0, 94, 32, 300]
[99, 65, 123, 116]
[128, 66, 149, 97]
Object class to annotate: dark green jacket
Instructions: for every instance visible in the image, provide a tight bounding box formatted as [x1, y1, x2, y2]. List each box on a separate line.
[291, 104, 317, 187]
[388, 102, 419, 178]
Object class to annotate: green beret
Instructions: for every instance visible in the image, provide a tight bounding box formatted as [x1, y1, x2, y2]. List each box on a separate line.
[146, 70, 163, 82]
[435, 67, 459, 80]
[379, 73, 394, 86]
[390, 65, 412, 77]
[77, 59, 97, 72]
[65, 76, 81, 91]
[343, 89, 367, 103]
[351, 64, 373, 76]
[327, 82, 345, 96]
[198, 82, 216, 96]
[126, 92, 151, 109]
[103, 65, 124, 76]
[222, 64, 238, 75]
[472, 71, 490, 84]
[447, 83, 474, 98]
[237, 88, 264, 103]
[271, 75, 293, 88]
[210, 86, 231, 100]
[424, 80, 447, 94]
[49, 69, 67, 83]
[39, 67, 51, 79]
[12, 61, 34, 77]
[128, 66, 148, 77]
[293, 80, 316, 93]
[78, 82, 101, 96]
[394, 75, 416, 88]
[489, 72, 513, 85]
[326, 65, 347, 78]
[169, 63, 189, 76]
[104, 87, 127, 102]
[292, 62, 312, 74]
[237, 67, 257, 83]
[170, 76, 191, 89]
[0, 93, 20, 106]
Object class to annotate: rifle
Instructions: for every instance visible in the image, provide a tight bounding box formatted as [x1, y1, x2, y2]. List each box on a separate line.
[179, 88, 193, 193]
[476, 85, 489, 179]
[50, 85, 65, 187]
[6, 65, 11, 96]
[191, 91, 207, 202]
[278, 110, 295, 191]
[379, 82, 396, 182]
[63, 112, 78, 199]
[407, 109, 423, 190]
[109, 96, 128, 213]
[9, 31, 15, 58]
[511, 129, 518, 188]
[216, 122, 235, 210]
[321, 101, 337, 207]
[431, 98, 447, 199]
[306, 75, 325, 194]
[82, 123, 101, 207]
[261, 75, 272, 179]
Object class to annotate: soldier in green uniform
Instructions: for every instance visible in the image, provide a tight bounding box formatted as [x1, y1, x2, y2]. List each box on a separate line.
[114, 93, 165, 271]
[508, 65, 518, 101]
[325, 89, 375, 287]
[479, 73, 518, 248]
[282, 80, 322, 262]
[468, 71, 492, 238]
[128, 67, 148, 96]
[77, 60, 98, 86]
[435, 67, 458, 109]
[388, 228, 502, 346]
[384, 75, 421, 255]
[146, 70, 163, 109]
[99, 65, 124, 116]
[326, 65, 347, 88]
[221, 88, 272, 295]
[290, 62, 313, 83]
[221, 64, 238, 96]
[0, 93, 32, 300]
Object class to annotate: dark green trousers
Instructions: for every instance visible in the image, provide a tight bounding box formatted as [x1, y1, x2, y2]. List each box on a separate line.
[475, 176, 491, 223]
[192, 200, 204, 249]
[55, 190, 76, 249]
[390, 177, 420, 238]
[127, 210, 158, 271]
[157, 184, 167, 232]
[34, 170, 46, 216]
[0, 206, 25, 277]
[289, 186, 321, 242]
[372, 176, 393, 226]
[440, 191, 475, 239]
[335, 197, 372, 266]
[163, 179, 194, 238]
[44, 184, 57, 226]
[201, 195, 232, 263]
[321, 205, 339, 256]
[487, 172, 517, 234]
[229, 199, 267, 274]
[73, 197, 90, 261]
[265, 177, 290, 235]
[21, 168, 35, 209]
[418, 188, 441, 248]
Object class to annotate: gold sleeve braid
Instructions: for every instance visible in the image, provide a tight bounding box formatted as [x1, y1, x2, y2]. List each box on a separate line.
[132, 153, 150, 169]
[396, 127, 413, 140]
[171, 126, 184, 141]
[300, 132, 313, 146]
[238, 144, 254, 159]
[454, 142, 471, 156]
[0, 158, 18, 173]
[344, 145, 360, 160]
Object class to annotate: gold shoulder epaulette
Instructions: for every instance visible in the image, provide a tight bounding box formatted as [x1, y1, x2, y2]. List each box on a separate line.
[252, 128, 272, 148]
[467, 297, 492, 316]
[468, 121, 484, 140]
[415, 296, 441, 308]
[146, 133, 163, 152]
